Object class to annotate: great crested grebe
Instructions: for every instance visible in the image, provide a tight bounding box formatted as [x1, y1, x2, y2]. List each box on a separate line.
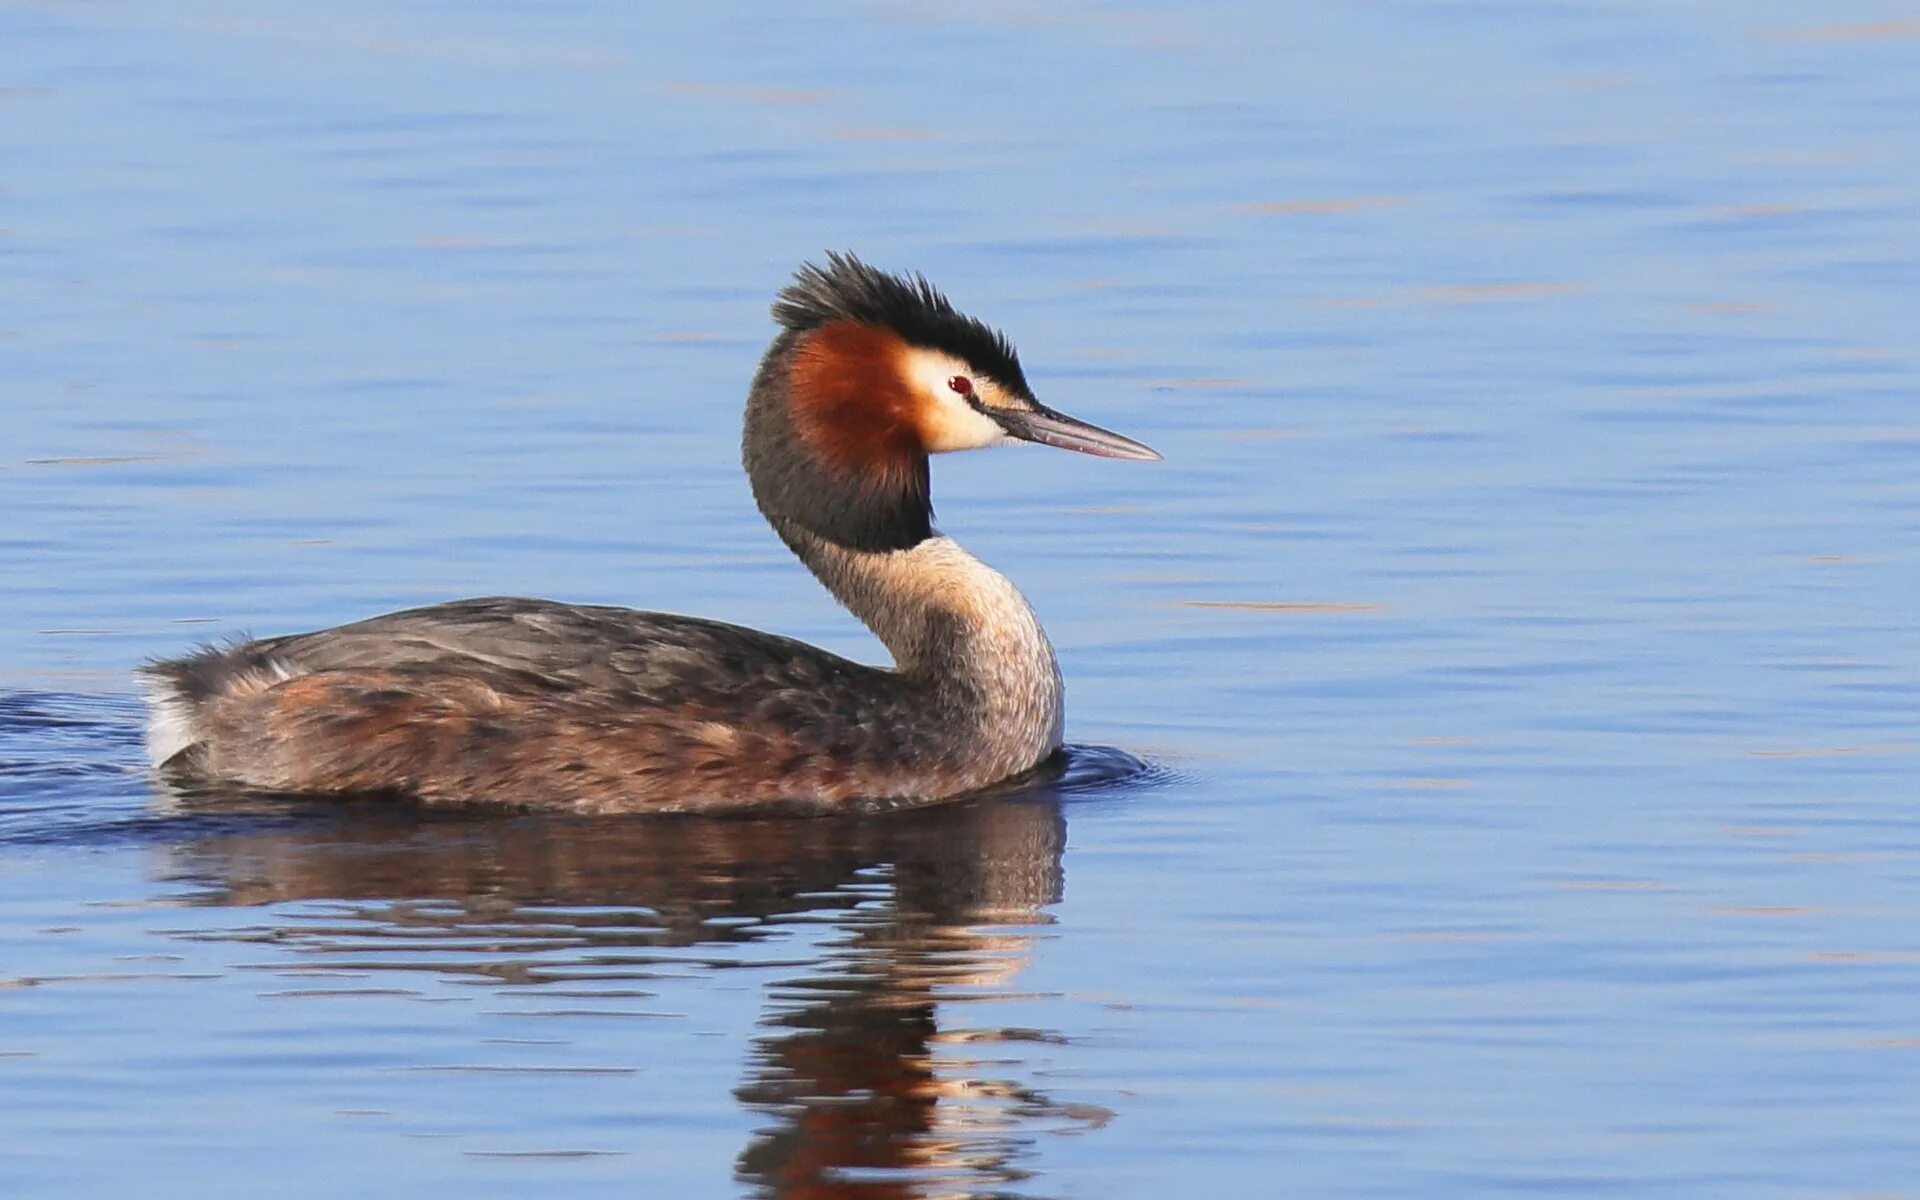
[141, 253, 1159, 813]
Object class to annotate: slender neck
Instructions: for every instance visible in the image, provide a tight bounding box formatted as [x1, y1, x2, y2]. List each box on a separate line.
[766, 518, 1038, 669]
[769, 517, 1065, 751]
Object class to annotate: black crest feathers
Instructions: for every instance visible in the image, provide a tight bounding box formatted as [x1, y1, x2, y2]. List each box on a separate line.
[773, 252, 1032, 397]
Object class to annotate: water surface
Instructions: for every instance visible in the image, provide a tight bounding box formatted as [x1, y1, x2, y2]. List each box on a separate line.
[4, 2, 1919, 1196]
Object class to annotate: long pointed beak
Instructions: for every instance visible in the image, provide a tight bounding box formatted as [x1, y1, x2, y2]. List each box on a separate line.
[990, 402, 1162, 461]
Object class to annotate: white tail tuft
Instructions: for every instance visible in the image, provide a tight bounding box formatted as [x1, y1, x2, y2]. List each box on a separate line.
[140, 674, 203, 766]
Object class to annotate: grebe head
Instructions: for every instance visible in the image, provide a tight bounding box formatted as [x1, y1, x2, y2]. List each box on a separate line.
[745, 253, 1159, 553]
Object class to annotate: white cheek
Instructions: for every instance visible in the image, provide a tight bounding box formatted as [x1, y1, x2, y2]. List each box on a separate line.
[901, 347, 1009, 453]
[920, 398, 1006, 453]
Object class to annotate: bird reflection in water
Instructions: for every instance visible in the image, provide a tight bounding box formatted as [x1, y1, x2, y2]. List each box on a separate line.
[154, 749, 1139, 1198]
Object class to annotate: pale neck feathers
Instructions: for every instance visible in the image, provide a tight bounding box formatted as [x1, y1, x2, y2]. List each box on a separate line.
[777, 521, 1065, 756]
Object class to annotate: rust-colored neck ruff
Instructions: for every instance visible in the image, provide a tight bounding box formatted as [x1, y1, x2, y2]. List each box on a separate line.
[743, 323, 932, 554]
[786, 320, 919, 481]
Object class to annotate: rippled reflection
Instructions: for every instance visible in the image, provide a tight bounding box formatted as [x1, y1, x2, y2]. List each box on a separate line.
[151, 751, 1138, 1198]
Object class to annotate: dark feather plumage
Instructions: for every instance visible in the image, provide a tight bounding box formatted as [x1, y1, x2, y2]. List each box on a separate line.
[772, 252, 1033, 399]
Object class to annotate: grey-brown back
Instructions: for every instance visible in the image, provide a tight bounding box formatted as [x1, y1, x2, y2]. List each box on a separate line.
[143, 597, 988, 812]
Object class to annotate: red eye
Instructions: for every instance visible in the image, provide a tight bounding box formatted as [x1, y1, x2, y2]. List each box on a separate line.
[947, 375, 974, 397]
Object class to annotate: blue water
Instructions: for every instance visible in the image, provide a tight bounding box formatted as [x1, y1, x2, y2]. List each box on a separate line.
[5, 2, 1919, 1196]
